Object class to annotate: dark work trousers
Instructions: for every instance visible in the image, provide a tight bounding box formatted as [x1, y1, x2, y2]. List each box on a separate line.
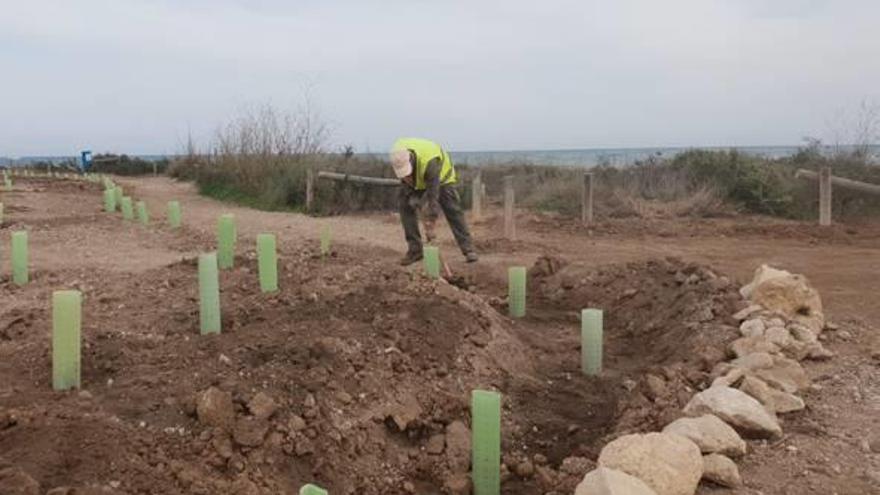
[399, 184, 475, 256]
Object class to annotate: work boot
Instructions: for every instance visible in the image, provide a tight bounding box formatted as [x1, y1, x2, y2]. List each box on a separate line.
[399, 251, 423, 266]
[465, 251, 479, 263]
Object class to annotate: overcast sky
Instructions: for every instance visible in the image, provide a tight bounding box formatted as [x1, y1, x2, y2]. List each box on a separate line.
[1, 0, 878, 156]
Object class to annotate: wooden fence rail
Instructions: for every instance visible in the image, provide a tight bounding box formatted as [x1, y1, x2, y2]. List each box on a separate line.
[795, 167, 880, 226]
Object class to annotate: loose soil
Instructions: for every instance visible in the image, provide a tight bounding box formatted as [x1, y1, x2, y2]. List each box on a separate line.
[1, 177, 878, 494]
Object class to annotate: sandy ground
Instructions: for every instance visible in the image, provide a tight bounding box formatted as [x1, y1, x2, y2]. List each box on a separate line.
[1, 175, 878, 494]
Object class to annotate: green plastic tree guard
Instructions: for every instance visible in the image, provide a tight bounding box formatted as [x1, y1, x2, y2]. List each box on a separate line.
[103, 189, 116, 213]
[121, 197, 134, 221]
[581, 309, 604, 376]
[11, 231, 28, 285]
[136, 201, 149, 225]
[198, 253, 221, 335]
[217, 214, 236, 269]
[320, 225, 331, 257]
[52, 290, 82, 390]
[0, 202, 4, 225]
[257, 233, 278, 293]
[299, 484, 328, 495]
[508, 266, 526, 318]
[472, 389, 501, 495]
[423, 246, 441, 279]
[114, 187, 123, 211]
[167, 201, 181, 228]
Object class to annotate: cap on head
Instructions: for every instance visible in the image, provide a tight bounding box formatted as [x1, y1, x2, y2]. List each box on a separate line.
[390, 149, 413, 179]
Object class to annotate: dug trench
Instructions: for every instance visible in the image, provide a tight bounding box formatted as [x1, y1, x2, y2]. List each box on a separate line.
[1, 179, 744, 494]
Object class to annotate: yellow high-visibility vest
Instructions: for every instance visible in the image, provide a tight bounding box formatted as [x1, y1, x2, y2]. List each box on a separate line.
[391, 137, 457, 190]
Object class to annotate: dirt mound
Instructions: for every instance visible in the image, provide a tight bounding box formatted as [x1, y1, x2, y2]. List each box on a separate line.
[1, 217, 745, 495]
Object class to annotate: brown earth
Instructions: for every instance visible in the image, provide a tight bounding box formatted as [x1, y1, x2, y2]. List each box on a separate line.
[0, 176, 878, 494]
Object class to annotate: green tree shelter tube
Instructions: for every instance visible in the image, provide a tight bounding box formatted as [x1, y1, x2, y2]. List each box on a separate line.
[103, 189, 116, 213]
[167, 201, 181, 228]
[11, 231, 28, 285]
[508, 266, 526, 318]
[199, 253, 221, 335]
[137, 201, 149, 225]
[52, 290, 82, 390]
[217, 214, 236, 269]
[114, 187, 123, 211]
[0, 203, 4, 225]
[299, 485, 328, 495]
[121, 197, 134, 221]
[257, 233, 278, 293]
[472, 389, 501, 495]
[320, 225, 331, 257]
[423, 246, 440, 279]
[581, 309, 604, 376]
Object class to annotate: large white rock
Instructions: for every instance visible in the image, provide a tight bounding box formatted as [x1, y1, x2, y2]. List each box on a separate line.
[662, 415, 747, 458]
[738, 375, 805, 414]
[728, 336, 780, 358]
[701, 454, 743, 488]
[743, 265, 824, 332]
[683, 386, 782, 439]
[753, 355, 810, 393]
[575, 467, 658, 495]
[598, 432, 703, 495]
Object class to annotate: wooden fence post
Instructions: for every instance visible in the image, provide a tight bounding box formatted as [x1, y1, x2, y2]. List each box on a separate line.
[305, 168, 314, 212]
[472, 171, 482, 220]
[819, 167, 832, 226]
[582, 172, 594, 225]
[503, 176, 515, 240]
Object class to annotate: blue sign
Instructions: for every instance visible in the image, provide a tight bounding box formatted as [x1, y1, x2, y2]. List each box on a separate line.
[80, 150, 93, 171]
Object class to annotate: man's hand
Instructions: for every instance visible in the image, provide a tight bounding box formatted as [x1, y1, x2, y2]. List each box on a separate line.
[423, 218, 437, 242]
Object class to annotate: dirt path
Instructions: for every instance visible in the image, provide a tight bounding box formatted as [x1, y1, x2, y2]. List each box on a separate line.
[1, 176, 878, 494]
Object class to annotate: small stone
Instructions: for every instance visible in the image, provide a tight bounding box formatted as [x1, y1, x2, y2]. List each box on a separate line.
[739, 375, 805, 414]
[739, 319, 766, 338]
[683, 386, 782, 439]
[515, 460, 535, 478]
[789, 323, 818, 344]
[403, 481, 416, 493]
[701, 454, 743, 488]
[730, 352, 774, 371]
[247, 392, 278, 420]
[288, 415, 306, 432]
[662, 415, 747, 457]
[764, 326, 792, 348]
[712, 367, 745, 388]
[426, 434, 445, 455]
[232, 418, 269, 447]
[335, 390, 353, 404]
[644, 375, 667, 401]
[533, 453, 549, 465]
[729, 336, 780, 359]
[753, 355, 810, 393]
[196, 387, 235, 431]
[805, 343, 834, 361]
